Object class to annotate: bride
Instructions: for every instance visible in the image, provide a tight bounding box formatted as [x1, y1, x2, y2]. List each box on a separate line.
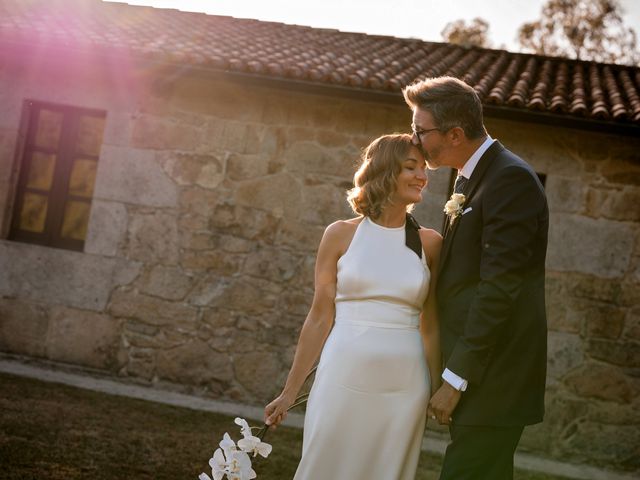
[264, 133, 442, 479]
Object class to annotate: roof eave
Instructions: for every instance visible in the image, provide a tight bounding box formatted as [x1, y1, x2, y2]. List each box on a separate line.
[2, 41, 639, 137]
[216, 69, 640, 138]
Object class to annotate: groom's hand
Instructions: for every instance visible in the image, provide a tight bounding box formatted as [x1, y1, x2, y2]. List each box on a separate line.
[428, 381, 462, 425]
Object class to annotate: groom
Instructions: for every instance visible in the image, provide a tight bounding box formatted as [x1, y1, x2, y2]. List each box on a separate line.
[403, 77, 548, 479]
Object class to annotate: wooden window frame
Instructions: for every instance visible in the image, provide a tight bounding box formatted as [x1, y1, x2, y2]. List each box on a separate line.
[8, 100, 106, 252]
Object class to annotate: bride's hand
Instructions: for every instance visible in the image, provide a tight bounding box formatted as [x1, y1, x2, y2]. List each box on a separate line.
[264, 392, 295, 428]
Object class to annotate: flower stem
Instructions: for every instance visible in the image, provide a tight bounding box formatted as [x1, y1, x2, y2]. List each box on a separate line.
[257, 366, 317, 441]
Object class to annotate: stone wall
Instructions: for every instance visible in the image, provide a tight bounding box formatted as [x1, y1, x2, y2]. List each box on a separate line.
[489, 119, 640, 471]
[0, 53, 638, 473]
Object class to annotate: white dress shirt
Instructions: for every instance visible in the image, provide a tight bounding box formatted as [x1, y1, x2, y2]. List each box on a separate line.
[442, 135, 495, 392]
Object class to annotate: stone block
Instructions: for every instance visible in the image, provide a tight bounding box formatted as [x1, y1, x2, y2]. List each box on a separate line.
[138, 265, 195, 301]
[221, 121, 249, 153]
[261, 97, 290, 125]
[94, 145, 178, 208]
[227, 152, 270, 181]
[198, 117, 226, 153]
[599, 146, 640, 186]
[126, 347, 156, 380]
[547, 331, 584, 381]
[587, 397, 640, 425]
[277, 290, 313, 318]
[109, 289, 198, 327]
[587, 187, 640, 222]
[234, 173, 302, 219]
[243, 246, 302, 283]
[242, 124, 279, 156]
[179, 231, 216, 251]
[544, 175, 587, 214]
[546, 213, 634, 278]
[156, 340, 233, 385]
[584, 303, 625, 339]
[217, 235, 254, 254]
[102, 111, 133, 147]
[201, 308, 237, 329]
[169, 77, 264, 122]
[623, 308, 640, 341]
[620, 280, 640, 307]
[126, 210, 179, 265]
[567, 273, 622, 303]
[487, 120, 578, 176]
[564, 363, 637, 403]
[283, 141, 355, 179]
[161, 152, 224, 189]
[275, 219, 325, 252]
[131, 114, 202, 151]
[209, 278, 279, 315]
[186, 273, 229, 308]
[519, 390, 589, 455]
[587, 339, 640, 367]
[561, 421, 639, 469]
[0, 241, 141, 311]
[46, 306, 123, 370]
[209, 203, 278, 242]
[233, 350, 282, 400]
[545, 275, 580, 333]
[299, 183, 351, 226]
[0, 298, 49, 357]
[308, 100, 344, 130]
[179, 186, 221, 216]
[180, 250, 243, 275]
[316, 129, 351, 148]
[84, 200, 128, 257]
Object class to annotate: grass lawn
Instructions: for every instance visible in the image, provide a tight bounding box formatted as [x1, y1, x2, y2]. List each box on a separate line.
[0, 372, 566, 480]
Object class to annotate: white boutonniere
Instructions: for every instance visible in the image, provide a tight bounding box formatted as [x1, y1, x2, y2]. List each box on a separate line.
[443, 193, 466, 226]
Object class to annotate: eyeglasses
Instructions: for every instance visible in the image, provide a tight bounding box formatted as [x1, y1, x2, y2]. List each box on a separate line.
[411, 126, 441, 143]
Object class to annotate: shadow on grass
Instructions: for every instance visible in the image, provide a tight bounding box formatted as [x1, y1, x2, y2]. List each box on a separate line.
[0, 372, 564, 480]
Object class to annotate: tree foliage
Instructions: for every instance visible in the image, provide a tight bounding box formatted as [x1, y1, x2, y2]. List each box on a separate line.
[441, 17, 491, 48]
[517, 0, 639, 65]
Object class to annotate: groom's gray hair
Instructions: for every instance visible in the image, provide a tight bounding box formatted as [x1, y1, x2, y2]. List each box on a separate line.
[403, 76, 486, 140]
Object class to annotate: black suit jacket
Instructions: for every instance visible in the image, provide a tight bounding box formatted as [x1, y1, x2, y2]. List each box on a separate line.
[437, 141, 548, 426]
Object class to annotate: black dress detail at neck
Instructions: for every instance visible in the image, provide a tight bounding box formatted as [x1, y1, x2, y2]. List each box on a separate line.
[405, 213, 422, 259]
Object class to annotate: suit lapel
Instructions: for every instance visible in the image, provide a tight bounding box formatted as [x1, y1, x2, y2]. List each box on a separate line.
[438, 141, 505, 276]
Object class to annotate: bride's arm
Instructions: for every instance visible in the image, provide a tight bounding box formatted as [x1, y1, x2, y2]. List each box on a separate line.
[420, 229, 443, 397]
[264, 221, 346, 428]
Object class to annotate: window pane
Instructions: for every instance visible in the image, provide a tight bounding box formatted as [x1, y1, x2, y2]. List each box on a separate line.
[34, 109, 63, 149]
[68, 159, 97, 197]
[26, 152, 57, 191]
[76, 115, 105, 156]
[19, 192, 49, 233]
[60, 200, 91, 240]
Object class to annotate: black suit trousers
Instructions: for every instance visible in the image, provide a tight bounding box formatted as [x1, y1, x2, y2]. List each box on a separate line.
[439, 424, 524, 480]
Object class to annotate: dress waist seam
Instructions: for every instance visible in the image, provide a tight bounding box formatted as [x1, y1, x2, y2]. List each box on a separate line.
[334, 318, 419, 330]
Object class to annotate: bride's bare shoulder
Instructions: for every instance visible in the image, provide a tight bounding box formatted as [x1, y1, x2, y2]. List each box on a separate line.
[322, 217, 364, 250]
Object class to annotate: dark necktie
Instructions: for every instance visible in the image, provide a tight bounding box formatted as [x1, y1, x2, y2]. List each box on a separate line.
[454, 175, 468, 194]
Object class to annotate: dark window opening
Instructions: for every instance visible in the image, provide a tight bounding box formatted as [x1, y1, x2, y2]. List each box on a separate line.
[9, 101, 106, 251]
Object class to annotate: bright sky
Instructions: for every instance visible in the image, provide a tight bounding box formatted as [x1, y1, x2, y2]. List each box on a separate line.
[104, 0, 640, 52]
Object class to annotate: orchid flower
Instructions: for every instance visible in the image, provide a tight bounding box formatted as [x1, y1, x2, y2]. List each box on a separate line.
[234, 417, 273, 458]
[237, 435, 272, 458]
[209, 448, 228, 480]
[234, 417, 252, 438]
[226, 450, 256, 480]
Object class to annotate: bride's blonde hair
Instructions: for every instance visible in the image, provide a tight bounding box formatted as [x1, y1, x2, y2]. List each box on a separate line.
[347, 133, 416, 218]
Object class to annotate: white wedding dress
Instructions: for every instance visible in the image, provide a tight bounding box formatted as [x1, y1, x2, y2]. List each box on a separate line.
[294, 217, 431, 480]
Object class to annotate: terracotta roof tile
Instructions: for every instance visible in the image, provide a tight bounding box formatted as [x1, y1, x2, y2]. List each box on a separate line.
[1, 0, 639, 128]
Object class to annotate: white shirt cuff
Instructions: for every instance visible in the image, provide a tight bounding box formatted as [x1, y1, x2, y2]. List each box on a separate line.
[442, 368, 468, 392]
